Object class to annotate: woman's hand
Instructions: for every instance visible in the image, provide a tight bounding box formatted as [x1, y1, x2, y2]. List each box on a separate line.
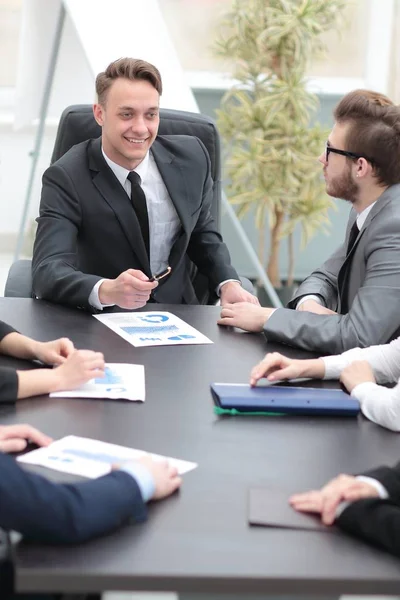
[33, 338, 75, 365]
[250, 353, 325, 386]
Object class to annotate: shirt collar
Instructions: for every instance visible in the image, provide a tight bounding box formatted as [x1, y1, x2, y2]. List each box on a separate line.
[101, 147, 150, 186]
[356, 201, 376, 230]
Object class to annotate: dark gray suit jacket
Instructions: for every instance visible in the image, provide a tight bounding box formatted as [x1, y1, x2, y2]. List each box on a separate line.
[32, 135, 238, 310]
[264, 185, 400, 353]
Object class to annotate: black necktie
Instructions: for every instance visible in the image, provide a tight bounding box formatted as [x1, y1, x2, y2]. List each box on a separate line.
[127, 171, 150, 259]
[346, 221, 359, 255]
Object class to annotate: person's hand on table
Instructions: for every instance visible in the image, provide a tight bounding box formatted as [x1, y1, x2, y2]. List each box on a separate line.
[115, 455, 182, 500]
[52, 350, 105, 391]
[0, 424, 52, 453]
[297, 300, 337, 315]
[250, 352, 325, 386]
[218, 303, 274, 332]
[289, 474, 380, 525]
[136, 455, 182, 499]
[99, 269, 158, 309]
[340, 360, 376, 393]
[33, 337, 75, 365]
[219, 282, 260, 306]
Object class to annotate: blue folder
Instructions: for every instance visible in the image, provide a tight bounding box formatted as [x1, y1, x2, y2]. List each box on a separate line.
[211, 383, 359, 416]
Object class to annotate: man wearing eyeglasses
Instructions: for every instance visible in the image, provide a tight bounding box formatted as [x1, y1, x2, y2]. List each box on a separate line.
[219, 89, 400, 353]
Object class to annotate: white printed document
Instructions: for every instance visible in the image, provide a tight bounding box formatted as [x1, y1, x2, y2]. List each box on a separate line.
[94, 311, 213, 347]
[18, 435, 198, 479]
[50, 363, 145, 401]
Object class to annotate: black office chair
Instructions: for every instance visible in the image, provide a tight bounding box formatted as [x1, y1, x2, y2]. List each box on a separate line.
[6, 105, 224, 303]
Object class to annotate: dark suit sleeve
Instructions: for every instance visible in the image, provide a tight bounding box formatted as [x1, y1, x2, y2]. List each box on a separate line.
[359, 462, 400, 502]
[186, 138, 239, 288]
[0, 452, 147, 544]
[0, 321, 18, 402]
[0, 320, 17, 342]
[32, 164, 102, 310]
[336, 462, 400, 557]
[0, 367, 18, 403]
[337, 498, 400, 557]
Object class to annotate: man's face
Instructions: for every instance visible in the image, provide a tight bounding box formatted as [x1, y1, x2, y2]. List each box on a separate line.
[318, 121, 359, 203]
[93, 77, 160, 170]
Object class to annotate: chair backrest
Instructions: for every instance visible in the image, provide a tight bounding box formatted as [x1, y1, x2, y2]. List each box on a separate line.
[51, 105, 222, 227]
[4, 259, 32, 298]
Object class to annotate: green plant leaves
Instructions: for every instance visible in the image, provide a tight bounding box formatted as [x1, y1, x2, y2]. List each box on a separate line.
[213, 0, 346, 284]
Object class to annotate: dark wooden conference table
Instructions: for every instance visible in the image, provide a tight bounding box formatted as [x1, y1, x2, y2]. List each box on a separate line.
[1, 298, 400, 596]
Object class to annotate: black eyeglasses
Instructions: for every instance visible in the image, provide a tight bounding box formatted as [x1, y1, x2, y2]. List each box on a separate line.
[325, 143, 374, 165]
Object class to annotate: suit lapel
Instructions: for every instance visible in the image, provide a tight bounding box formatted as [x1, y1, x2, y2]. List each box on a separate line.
[88, 138, 151, 275]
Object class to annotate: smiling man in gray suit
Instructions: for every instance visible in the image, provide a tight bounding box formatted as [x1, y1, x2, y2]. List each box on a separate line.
[219, 90, 400, 353]
[32, 57, 258, 312]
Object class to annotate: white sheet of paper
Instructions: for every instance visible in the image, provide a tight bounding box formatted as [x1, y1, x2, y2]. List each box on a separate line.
[49, 363, 145, 401]
[93, 311, 213, 347]
[17, 435, 197, 478]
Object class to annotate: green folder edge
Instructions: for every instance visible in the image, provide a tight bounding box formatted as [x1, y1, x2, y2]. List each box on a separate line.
[214, 406, 286, 417]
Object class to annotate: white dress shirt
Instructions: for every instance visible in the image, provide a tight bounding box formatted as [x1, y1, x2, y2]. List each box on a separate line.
[296, 202, 377, 310]
[89, 149, 181, 309]
[321, 336, 400, 432]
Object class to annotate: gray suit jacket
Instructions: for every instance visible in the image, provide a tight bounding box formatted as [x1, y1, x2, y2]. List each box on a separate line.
[264, 185, 400, 353]
[32, 135, 238, 310]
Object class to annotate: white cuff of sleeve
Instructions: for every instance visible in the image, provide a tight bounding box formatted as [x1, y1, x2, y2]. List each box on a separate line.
[296, 294, 324, 310]
[335, 475, 389, 520]
[356, 476, 389, 499]
[321, 355, 349, 380]
[216, 279, 241, 296]
[120, 462, 155, 503]
[350, 381, 379, 403]
[89, 279, 116, 310]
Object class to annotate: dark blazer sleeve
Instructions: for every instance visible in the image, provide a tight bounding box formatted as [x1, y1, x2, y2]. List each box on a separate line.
[337, 498, 400, 557]
[0, 367, 18, 403]
[0, 321, 19, 402]
[0, 452, 147, 544]
[32, 162, 102, 310]
[0, 321, 17, 342]
[336, 462, 400, 557]
[186, 138, 239, 288]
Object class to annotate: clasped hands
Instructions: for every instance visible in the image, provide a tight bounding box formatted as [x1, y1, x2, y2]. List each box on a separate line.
[218, 297, 337, 332]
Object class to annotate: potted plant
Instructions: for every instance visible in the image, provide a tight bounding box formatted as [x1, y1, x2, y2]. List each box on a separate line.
[213, 0, 346, 300]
